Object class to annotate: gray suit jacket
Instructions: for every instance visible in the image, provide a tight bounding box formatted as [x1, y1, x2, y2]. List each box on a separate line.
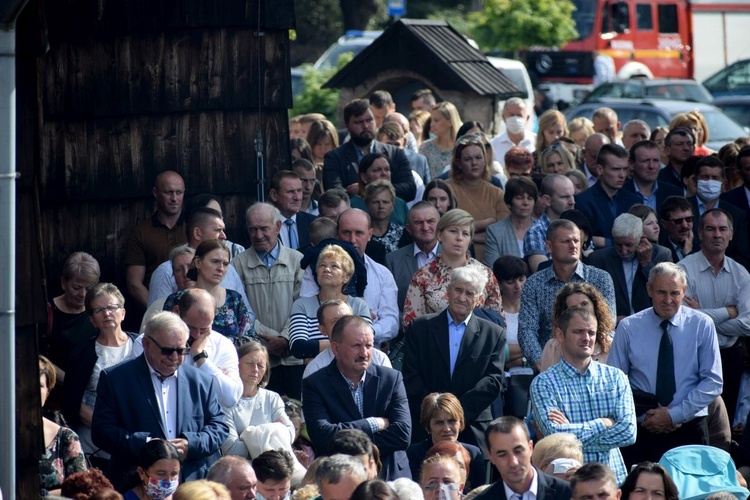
[484, 217, 531, 267]
[385, 242, 441, 314]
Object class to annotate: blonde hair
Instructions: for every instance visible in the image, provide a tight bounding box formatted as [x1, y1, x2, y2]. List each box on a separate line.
[531, 433, 583, 471]
[540, 145, 576, 174]
[432, 102, 463, 140]
[363, 179, 396, 204]
[318, 244, 355, 280]
[568, 117, 595, 139]
[536, 110, 569, 152]
[173, 480, 231, 500]
[437, 208, 475, 238]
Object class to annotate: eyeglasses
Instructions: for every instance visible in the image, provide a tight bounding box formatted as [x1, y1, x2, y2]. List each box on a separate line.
[148, 336, 190, 356]
[423, 482, 460, 492]
[91, 305, 122, 316]
[667, 215, 694, 225]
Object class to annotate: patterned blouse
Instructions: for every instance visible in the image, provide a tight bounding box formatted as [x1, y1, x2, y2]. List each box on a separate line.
[402, 256, 503, 327]
[39, 426, 88, 492]
[372, 223, 406, 253]
[419, 140, 454, 180]
[163, 289, 253, 339]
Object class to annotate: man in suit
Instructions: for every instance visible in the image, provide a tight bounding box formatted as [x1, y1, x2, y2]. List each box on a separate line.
[657, 127, 695, 189]
[588, 213, 672, 322]
[92, 311, 229, 489]
[323, 99, 416, 202]
[302, 315, 412, 480]
[659, 196, 698, 263]
[474, 416, 572, 500]
[575, 144, 642, 248]
[269, 170, 316, 251]
[403, 266, 505, 448]
[580, 133, 610, 187]
[721, 145, 750, 213]
[623, 140, 683, 212]
[385, 201, 441, 317]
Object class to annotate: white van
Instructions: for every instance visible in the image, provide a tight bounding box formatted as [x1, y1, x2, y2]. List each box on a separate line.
[487, 56, 536, 135]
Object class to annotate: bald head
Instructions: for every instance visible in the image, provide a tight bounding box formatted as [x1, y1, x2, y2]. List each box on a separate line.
[153, 171, 185, 217]
[337, 209, 373, 257]
[383, 113, 410, 135]
[584, 133, 611, 173]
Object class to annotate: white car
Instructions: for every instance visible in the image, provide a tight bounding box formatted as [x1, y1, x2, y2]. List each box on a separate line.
[487, 56, 537, 134]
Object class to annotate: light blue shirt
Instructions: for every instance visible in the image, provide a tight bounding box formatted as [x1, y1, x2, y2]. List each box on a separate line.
[414, 242, 439, 269]
[608, 306, 723, 424]
[446, 310, 471, 376]
[633, 181, 660, 211]
[256, 241, 281, 268]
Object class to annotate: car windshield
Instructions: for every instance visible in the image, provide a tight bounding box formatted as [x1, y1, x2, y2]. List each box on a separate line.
[572, 0, 596, 39]
[643, 84, 713, 103]
[587, 82, 645, 99]
[499, 68, 529, 98]
[700, 110, 746, 142]
[568, 106, 671, 130]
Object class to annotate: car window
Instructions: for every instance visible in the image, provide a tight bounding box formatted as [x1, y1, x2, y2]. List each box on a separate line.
[499, 68, 530, 99]
[644, 84, 713, 103]
[718, 104, 750, 127]
[658, 4, 679, 33]
[636, 4, 653, 30]
[700, 110, 747, 142]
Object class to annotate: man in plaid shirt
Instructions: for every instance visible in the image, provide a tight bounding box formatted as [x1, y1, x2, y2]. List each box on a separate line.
[531, 307, 636, 484]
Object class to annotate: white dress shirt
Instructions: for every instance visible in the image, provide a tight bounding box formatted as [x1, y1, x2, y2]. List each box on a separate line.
[503, 467, 539, 500]
[145, 359, 179, 439]
[490, 130, 536, 168]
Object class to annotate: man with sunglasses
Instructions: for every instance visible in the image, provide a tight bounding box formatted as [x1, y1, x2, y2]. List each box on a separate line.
[92, 310, 229, 490]
[659, 196, 698, 262]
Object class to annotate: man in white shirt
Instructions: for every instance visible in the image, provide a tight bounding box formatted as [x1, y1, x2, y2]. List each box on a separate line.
[490, 97, 536, 167]
[301, 208, 400, 347]
[135, 288, 242, 408]
[303, 300, 391, 379]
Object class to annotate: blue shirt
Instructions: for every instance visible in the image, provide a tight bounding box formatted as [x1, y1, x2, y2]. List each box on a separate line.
[256, 241, 281, 268]
[446, 310, 470, 376]
[523, 213, 552, 258]
[531, 359, 636, 484]
[608, 306, 723, 424]
[338, 367, 380, 434]
[633, 181, 661, 211]
[518, 261, 616, 365]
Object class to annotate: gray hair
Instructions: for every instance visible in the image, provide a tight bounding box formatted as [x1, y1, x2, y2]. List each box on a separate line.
[245, 202, 282, 225]
[611, 213, 643, 241]
[450, 266, 487, 296]
[388, 478, 424, 500]
[144, 311, 189, 339]
[315, 454, 366, 487]
[623, 119, 651, 136]
[207, 456, 254, 486]
[169, 244, 195, 265]
[648, 262, 687, 288]
[705, 493, 740, 500]
[503, 97, 526, 112]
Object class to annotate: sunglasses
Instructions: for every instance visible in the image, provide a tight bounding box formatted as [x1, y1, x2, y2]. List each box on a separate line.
[667, 216, 694, 225]
[148, 336, 190, 356]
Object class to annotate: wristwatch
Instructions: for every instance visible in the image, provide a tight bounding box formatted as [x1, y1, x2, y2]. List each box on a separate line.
[193, 350, 208, 363]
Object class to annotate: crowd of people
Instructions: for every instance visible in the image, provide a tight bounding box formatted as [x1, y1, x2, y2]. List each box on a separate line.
[38, 87, 750, 500]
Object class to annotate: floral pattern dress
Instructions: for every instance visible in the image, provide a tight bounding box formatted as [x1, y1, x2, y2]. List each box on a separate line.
[419, 140, 454, 180]
[39, 426, 88, 492]
[163, 289, 253, 339]
[372, 223, 406, 253]
[402, 256, 503, 327]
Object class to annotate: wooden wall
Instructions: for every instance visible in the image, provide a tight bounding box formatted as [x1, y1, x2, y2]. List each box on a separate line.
[14, 0, 296, 495]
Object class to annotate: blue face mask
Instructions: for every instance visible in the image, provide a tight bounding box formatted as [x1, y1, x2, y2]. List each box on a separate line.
[144, 475, 179, 500]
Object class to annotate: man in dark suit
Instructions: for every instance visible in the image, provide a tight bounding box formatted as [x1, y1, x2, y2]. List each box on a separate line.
[92, 311, 229, 490]
[385, 201, 441, 316]
[302, 315, 412, 480]
[474, 417, 572, 500]
[403, 265, 505, 448]
[323, 99, 416, 202]
[720, 145, 750, 213]
[657, 127, 695, 189]
[623, 140, 683, 211]
[659, 196, 698, 263]
[269, 170, 316, 251]
[588, 213, 672, 322]
[575, 144, 641, 248]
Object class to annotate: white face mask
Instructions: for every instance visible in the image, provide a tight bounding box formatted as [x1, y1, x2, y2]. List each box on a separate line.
[505, 116, 526, 135]
[696, 179, 722, 202]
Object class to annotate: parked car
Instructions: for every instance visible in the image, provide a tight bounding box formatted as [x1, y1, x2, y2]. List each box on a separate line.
[703, 59, 750, 97]
[291, 31, 382, 97]
[564, 99, 747, 150]
[582, 79, 714, 104]
[713, 96, 750, 128]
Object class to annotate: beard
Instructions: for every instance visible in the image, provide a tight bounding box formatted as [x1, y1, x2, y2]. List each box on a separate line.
[351, 131, 374, 147]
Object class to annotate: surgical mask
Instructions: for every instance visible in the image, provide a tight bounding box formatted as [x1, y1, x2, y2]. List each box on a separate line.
[696, 179, 722, 201]
[505, 116, 526, 135]
[144, 477, 179, 500]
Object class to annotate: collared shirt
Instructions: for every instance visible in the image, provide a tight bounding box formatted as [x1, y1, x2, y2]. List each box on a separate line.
[256, 241, 281, 268]
[490, 130, 536, 168]
[583, 164, 598, 187]
[696, 196, 718, 217]
[338, 367, 379, 434]
[280, 214, 299, 248]
[355, 141, 376, 163]
[502, 467, 539, 500]
[414, 242, 440, 269]
[446, 310, 471, 376]
[622, 257, 639, 315]
[518, 261, 616, 365]
[145, 359, 179, 439]
[678, 252, 750, 348]
[523, 213, 552, 258]
[135, 332, 243, 408]
[300, 254, 400, 345]
[305, 199, 319, 216]
[609, 306, 723, 424]
[633, 181, 660, 211]
[531, 359, 636, 484]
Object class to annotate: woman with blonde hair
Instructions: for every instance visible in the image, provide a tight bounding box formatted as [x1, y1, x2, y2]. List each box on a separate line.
[419, 101, 463, 178]
[531, 433, 583, 479]
[670, 111, 713, 155]
[534, 110, 569, 177]
[540, 143, 577, 175]
[409, 109, 431, 149]
[568, 117, 595, 148]
[173, 480, 231, 500]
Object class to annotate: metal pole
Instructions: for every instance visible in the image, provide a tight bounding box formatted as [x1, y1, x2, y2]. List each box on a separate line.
[0, 26, 17, 500]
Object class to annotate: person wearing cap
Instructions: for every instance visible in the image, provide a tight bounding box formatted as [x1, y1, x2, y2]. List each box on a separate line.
[531, 307, 636, 484]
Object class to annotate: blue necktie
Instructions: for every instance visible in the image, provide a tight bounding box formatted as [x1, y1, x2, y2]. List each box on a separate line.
[284, 218, 298, 249]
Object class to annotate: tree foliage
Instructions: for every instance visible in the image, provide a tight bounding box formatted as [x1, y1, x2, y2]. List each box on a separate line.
[468, 0, 578, 53]
[289, 53, 353, 125]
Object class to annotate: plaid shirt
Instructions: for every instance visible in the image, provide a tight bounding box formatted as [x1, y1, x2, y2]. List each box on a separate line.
[523, 213, 551, 257]
[340, 370, 380, 435]
[531, 358, 636, 484]
[518, 261, 616, 365]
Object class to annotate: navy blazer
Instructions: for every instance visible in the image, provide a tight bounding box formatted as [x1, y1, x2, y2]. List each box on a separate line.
[292, 211, 317, 251]
[721, 186, 750, 213]
[302, 360, 412, 480]
[403, 310, 505, 448]
[622, 178, 683, 212]
[385, 243, 441, 313]
[323, 140, 416, 201]
[587, 244, 672, 317]
[473, 468, 572, 500]
[575, 182, 643, 245]
[92, 355, 229, 490]
[657, 163, 683, 189]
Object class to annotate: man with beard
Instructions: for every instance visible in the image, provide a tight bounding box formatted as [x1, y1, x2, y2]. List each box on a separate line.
[323, 99, 416, 202]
